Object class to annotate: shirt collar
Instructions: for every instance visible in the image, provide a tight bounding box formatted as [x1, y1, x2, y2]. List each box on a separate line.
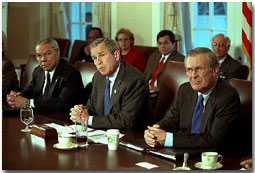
[107, 62, 120, 83]
[218, 55, 227, 67]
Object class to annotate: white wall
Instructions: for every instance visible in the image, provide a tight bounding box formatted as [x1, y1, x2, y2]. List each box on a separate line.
[227, 2, 244, 62]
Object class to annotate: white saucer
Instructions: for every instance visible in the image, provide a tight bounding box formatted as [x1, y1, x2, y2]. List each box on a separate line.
[194, 162, 222, 170]
[53, 143, 78, 150]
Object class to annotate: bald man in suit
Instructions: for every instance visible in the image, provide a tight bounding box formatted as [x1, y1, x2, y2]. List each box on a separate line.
[212, 34, 248, 80]
[7, 38, 84, 112]
[70, 38, 152, 131]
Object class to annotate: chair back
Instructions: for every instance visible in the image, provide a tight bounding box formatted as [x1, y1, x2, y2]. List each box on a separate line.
[74, 61, 97, 88]
[21, 55, 39, 90]
[229, 78, 252, 134]
[134, 45, 157, 63]
[154, 60, 189, 122]
[54, 38, 71, 58]
[241, 65, 249, 80]
[69, 40, 88, 64]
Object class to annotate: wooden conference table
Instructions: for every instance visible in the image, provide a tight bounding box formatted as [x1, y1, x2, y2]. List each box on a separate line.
[2, 110, 245, 170]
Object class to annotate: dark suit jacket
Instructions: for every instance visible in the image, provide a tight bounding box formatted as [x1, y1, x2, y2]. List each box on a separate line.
[86, 61, 152, 131]
[219, 54, 248, 80]
[72, 45, 93, 65]
[22, 58, 84, 112]
[2, 57, 20, 99]
[144, 49, 185, 89]
[158, 78, 245, 155]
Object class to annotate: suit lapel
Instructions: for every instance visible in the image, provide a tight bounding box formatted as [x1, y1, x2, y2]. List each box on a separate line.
[109, 63, 124, 111]
[38, 69, 46, 98]
[183, 91, 198, 131]
[48, 59, 63, 98]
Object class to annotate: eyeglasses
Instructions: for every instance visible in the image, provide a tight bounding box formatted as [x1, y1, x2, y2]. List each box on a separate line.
[36, 50, 55, 59]
[212, 42, 225, 47]
[117, 38, 130, 42]
[185, 66, 209, 74]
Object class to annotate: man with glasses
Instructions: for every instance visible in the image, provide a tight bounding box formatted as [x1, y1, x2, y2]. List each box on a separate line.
[212, 33, 248, 80]
[144, 47, 245, 155]
[6, 38, 84, 112]
[144, 30, 184, 92]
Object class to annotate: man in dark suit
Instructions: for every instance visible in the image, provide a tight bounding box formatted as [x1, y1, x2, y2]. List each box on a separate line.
[70, 38, 152, 131]
[6, 38, 84, 112]
[144, 30, 185, 92]
[144, 47, 244, 154]
[212, 33, 248, 80]
[72, 27, 103, 64]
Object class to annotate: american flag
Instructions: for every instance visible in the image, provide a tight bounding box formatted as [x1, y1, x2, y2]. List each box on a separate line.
[242, 2, 252, 71]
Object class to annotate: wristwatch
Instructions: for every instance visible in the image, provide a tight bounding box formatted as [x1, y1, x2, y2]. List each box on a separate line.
[25, 99, 30, 107]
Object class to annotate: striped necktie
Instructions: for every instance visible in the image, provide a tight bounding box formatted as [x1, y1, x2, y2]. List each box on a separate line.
[104, 78, 111, 115]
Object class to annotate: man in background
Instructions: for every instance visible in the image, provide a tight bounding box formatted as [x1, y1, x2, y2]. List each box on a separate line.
[7, 38, 84, 112]
[212, 33, 248, 80]
[72, 27, 103, 64]
[144, 30, 185, 92]
[70, 38, 152, 131]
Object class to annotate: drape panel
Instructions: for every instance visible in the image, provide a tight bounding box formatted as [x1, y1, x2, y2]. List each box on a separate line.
[94, 2, 111, 38]
[41, 2, 67, 39]
[163, 2, 183, 53]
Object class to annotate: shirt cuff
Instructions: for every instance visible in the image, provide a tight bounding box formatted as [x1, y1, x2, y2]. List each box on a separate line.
[88, 116, 93, 126]
[164, 132, 173, 147]
[30, 99, 35, 108]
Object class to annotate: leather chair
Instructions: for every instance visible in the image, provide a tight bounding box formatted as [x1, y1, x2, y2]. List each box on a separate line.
[229, 78, 252, 137]
[154, 60, 189, 122]
[54, 38, 71, 58]
[69, 40, 88, 64]
[133, 45, 157, 62]
[74, 61, 97, 105]
[241, 65, 250, 80]
[20, 55, 39, 90]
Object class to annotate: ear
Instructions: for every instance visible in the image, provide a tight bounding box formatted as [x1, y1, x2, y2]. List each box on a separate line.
[173, 42, 177, 48]
[212, 64, 219, 76]
[56, 48, 60, 57]
[114, 50, 121, 61]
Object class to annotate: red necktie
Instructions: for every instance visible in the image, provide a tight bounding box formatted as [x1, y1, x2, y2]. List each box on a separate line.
[150, 57, 165, 86]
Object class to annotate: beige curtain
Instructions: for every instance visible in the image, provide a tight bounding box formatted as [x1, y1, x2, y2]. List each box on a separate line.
[94, 2, 111, 38]
[41, 2, 67, 38]
[163, 2, 183, 53]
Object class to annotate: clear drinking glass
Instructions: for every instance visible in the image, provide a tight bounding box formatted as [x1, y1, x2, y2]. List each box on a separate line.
[75, 119, 88, 147]
[20, 106, 34, 132]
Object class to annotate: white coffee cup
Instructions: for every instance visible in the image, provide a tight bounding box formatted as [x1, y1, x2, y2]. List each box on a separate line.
[106, 129, 120, 150]
[58, 133, 72, 147]
[201, 152, 223, 167]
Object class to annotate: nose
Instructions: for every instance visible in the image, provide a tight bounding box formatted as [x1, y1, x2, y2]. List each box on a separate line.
[41, 56, 47, 62]
[96, 56, 102, 64]
[191, 70, 199, 78]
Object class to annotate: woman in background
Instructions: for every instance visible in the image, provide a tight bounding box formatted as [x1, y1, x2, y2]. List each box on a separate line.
[2, 31, 19, 101]
[115, 28, 146, 73]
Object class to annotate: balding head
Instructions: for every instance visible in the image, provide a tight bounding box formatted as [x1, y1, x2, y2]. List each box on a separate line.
[211, 34, 230, 60]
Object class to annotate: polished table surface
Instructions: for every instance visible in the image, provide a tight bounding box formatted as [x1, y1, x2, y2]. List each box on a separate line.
[2, 110, 246, 170]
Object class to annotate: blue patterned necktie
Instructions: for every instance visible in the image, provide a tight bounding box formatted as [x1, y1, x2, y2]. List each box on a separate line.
[191, 94, 204, 134]
[104, 78, 111, 115]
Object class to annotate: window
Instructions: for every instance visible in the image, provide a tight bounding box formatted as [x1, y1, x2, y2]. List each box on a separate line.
[64, 2, 93, 43]
[192, 2, 227, 48]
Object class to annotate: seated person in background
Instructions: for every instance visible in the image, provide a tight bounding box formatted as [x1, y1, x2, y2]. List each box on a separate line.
[240, 158, 252, 170]
[73, 27, 103, 64]
[144, 47, 244, 155]
[2, 31, 19, 101]
[115, 28, 146, 73]
[212, 33, 248, 80]
[144, 30, 185, 92]
[7, 38, 84, 112]
[70, 38, 152, 131]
